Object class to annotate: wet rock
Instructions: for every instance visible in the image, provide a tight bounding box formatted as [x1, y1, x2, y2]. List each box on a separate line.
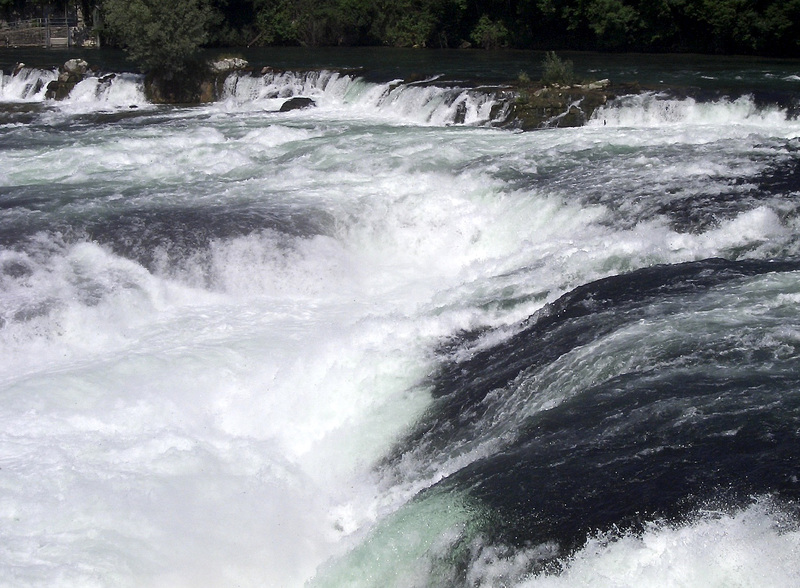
[63, 58, 88, 76]
[209, 57, 249, 75]
[453, 101, 467, 124]
[585, 78, 611, 91]
[279, 97, 316, 112]
[147, 58, 252, 104]
[504, 83, 613, 130]
[145, 65, 211, 104]
[45, 79, 72, 100]
[45, 59, 90, 100]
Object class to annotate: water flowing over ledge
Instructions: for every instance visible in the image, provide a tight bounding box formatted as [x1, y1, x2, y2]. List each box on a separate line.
[3, 52, 800, 587]
[3, 62, 798, 128]
[1, 64, 509, 125]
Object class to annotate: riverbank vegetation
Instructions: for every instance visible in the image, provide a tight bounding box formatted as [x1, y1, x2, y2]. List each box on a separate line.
[3, 0, 800, 57]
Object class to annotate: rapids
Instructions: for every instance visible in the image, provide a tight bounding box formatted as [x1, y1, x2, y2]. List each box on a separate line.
[2, 52, 800, 587]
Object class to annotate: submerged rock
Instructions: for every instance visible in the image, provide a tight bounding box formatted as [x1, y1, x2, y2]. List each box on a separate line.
[279, 97, 316, 112]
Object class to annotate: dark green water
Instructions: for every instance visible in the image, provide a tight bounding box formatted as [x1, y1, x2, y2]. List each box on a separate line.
[3, 46, 800, 92]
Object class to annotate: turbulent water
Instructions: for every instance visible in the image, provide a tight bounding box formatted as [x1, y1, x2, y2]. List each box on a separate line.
[2, 52, 800, 587]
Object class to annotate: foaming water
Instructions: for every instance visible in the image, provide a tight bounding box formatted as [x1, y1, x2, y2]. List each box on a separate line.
[0, 66, 145, 116]
[3, 56, 800, 587]
[516, 500, 800, 588]
[0, 66, 56, 101]
[220, 69, 503, 125]
[590, 92, 789, 128]
[0, 232, 435, 586]
[59, 72, 148, 112]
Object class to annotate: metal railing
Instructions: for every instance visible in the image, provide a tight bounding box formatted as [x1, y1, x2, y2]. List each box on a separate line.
[2, 16, 80, 48]
[1, 17, 78, 30]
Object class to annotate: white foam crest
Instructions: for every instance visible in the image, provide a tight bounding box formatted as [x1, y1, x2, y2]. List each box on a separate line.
[57, 73, 148, 112]
[363, 83, 500, 125]
[0, 233, 436, 586]
[0, 66, 56, 101]
[368, 202, 797, 503]
[510, 500, 800, 588]
[0, 237, 216, 374]
[221, 69, 357, 106]
[220, 70, 501, 125]
[238, 124, 320, 148]
[590, 93, 788, 128]
[671, 206, 789, 257]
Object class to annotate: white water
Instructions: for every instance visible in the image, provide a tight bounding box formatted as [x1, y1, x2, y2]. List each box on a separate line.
[2, 63, 800, 587]
[488, 500, 800, 588]
[590, 92, 788, 128]
[0, 66, 56, 101]
[59, 72, 148, 111]
[219, 69, 503, 125]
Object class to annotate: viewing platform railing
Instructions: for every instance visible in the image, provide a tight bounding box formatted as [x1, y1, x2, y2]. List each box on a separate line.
[1, 17, 80, 48]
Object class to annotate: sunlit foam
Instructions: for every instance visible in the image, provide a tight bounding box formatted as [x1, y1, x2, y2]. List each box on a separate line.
[0, 66, 56, 101]
[58, 73, 149, 112]
[513, 499, 800, 588]
[590, 93, 788, 128]
[3, 75, 800, 587]
[219, 69, 502, 125]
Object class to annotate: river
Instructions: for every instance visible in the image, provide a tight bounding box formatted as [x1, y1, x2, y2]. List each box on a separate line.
[1, 48, 800, 587]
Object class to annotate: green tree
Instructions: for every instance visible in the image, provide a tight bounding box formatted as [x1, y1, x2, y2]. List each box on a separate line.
[206, 0, 258, 46]
[699, 0, 759, 53]
[332, 0, 376, 44]
[253, 0, 367, 46]
[372, 0, 436, 47]
[586, 0, 641, 49]
[758, 0, 800, 54]
[471, 14, 509, 49]
[103, 0, 212, 74]
[253, 0, 296, 44]
[540, 50, 575, 85]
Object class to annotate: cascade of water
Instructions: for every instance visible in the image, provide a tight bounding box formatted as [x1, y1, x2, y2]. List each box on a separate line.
[220, 69, 504, 125]
[590, 92, 788, 127]
[0, 66, 56, 101]
[62, 72, 147, 109]
[3, 57, 800, 588]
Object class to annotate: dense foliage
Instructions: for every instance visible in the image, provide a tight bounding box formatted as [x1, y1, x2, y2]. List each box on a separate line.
[214, 0, 800, 55]
[2, 0, 800, 56]
[103, 0, 211, 74]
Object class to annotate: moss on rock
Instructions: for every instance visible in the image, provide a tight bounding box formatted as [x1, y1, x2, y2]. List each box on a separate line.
[498, 79, 642, 130]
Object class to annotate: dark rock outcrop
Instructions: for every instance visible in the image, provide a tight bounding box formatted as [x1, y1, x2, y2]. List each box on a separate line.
[279, 97, 316, 112]
[145, 57, 250, 104]
[503, 79, 614, 130]
[45, 59, 89, 100]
